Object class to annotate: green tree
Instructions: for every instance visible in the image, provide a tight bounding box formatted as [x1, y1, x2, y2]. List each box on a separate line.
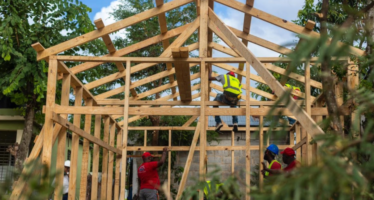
[109, 0, 198, 145]
[0, 0, 100, 172]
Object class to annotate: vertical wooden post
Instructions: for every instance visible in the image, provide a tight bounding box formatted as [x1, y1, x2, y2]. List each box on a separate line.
[295, 123, 301, 162]
[120, 60, 131, 200]
[305, 62, 312, 165]
[245, 62, 251, 200]
[259, 106, 264, 190]
[347, 64, 359, 137]
[114, 127, 123, 200]
[144, 130, 147, 153]
[168, 129, 172, 193]
[43, 55, 58, 174]
[79, 99, 93, 199]
[107, 121, 116, 199]
[91, 114, 102, 200]
[68, 86, 83, 200]
[54, 73, 70, 200]
[199, 61, 207, 197]
[101, 116, 110, 200]
[231, 131, 235, 174]
[199, 1, 208, 198]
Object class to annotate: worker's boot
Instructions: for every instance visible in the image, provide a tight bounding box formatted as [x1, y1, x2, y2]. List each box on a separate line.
[215, 123, 223, 132]
[233, 123, 238, 132]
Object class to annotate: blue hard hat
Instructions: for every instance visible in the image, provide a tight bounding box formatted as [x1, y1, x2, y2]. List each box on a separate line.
[266, 144, 279, 155]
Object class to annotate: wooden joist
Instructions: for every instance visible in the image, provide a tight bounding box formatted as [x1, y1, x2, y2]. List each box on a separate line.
[172, 47, 192, 101]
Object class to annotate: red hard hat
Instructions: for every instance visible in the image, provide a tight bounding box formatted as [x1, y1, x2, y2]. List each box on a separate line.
[227, 71, 235, 77]
[280, 147, 295, 156]
[142, 152, 152, 159]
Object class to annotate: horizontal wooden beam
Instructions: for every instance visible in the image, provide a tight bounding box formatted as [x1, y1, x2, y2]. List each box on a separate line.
[35, 0, 194, 61]
[127, 126, 288, 131]
[51, 112, 121, 154]
[96, 100, 304, 106]
[126, 145, 291, 151]
[53, 105, 332, 116]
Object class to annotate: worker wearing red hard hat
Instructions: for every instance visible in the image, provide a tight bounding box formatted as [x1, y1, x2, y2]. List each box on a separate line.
[136, 147, 168, 200]
[262, 147, 300, 175]
[209, 69, 242, 133]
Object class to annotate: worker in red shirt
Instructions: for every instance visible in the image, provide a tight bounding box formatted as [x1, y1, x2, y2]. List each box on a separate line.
[137, 147, 167, 200]
[261, 144, 282, 177]
[262, 147, 300, 174]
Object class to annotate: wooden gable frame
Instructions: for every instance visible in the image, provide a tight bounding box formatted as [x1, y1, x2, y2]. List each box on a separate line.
[12, 1, 361, 200]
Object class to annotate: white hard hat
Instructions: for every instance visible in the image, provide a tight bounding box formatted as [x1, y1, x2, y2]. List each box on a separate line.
[64, 160, 71, 167]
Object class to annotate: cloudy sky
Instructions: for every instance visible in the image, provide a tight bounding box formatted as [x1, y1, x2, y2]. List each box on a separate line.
[79, 0, 308, 100]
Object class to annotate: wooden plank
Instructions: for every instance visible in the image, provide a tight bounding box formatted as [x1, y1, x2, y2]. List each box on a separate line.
[126, 145, 291, 151]
[182, 116, 199, 127]
[35, 0, 194, 61]
[208, 9, 325, 139]
[106, 122, 116, 200]
[231, 131, 234, 174]
[51, 113, 121, 154]
[42, 56, 58, 173]
[209, 42, 239, 57]
[54, 106, 331, 116]
[295, 123, 301, 161]
[101, 117, 110, 200]
[91, 115, 101, 200]
[214, 0, 364, 56]
[120, 61, 131, 200]
[31, 42, 45, 52]
[114, 127, 123, 200]
[69, 25, 188, 75]
[245, 61, 251, 200]
[305, 20, 316, 31]
[168, 129, 172, 194]
[176, 122, 201, 200]
[174, 48, 192, 101]
[54, 73, 70, 200]
[292, 137, 307, 151]
[79, 99, 93, 200]
[259, 106, 264, 190]
[305, 62, 313, 165]
[82, 18, 200, 90]
[126, 126, 287, 131]
[68, 87, 83, 200]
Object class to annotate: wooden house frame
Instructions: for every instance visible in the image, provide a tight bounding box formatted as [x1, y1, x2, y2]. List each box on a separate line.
[11, 0, 361, 199]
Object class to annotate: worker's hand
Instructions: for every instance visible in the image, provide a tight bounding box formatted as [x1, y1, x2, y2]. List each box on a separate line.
[261, 161, 267, 169]
[163, 147, 168, 152]
[261, 169, 265, 176]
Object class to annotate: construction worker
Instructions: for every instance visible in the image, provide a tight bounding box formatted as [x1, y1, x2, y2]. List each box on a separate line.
[52, 160, 70, 200]
[261, 147, 300, 174]
[285, 84, 301, 125]
[137, 148, 167, 200]
[261, 144, 282, 177]
[209, 69, 242, 132]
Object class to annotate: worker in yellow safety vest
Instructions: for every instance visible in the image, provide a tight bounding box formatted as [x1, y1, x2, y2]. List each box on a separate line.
[261, 144, 282, 177]
[285, 84, 301, 100]
[209, 68, 242, 133]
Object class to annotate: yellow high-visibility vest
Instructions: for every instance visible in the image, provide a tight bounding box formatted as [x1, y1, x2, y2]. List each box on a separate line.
[285, 84, 300, 92]
[265, 160, 281, 176]
[223, 74, 242, 95]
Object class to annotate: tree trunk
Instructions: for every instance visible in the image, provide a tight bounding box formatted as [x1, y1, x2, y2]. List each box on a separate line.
[15, 105, 35, 172]
[320, 0, 343, 134]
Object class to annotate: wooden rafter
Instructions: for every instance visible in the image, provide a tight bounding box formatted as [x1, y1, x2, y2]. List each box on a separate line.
[35, 0, 194, 61]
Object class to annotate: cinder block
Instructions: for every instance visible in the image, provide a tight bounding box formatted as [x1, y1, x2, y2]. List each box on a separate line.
[208, 156, 222, 164]
[223, 157, 232, 164]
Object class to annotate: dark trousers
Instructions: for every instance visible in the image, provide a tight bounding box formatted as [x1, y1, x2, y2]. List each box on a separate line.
[62, 193, 68, 200]
[214, 93, 238, 125]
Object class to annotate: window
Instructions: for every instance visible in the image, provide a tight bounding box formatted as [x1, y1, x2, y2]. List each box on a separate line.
[0, 131, 17, 182]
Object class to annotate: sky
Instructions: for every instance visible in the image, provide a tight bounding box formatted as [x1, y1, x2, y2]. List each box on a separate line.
[78, 0, 307, 101]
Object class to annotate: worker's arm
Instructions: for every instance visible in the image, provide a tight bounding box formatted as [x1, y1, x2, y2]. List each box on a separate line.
[157, 147, 168, 167]
[137, 178, 141, 196]
[261, 162, 282, 175]
[208, 66, 217, 81]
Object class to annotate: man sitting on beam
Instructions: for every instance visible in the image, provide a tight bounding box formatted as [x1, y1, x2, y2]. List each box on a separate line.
[209, 68, 242, 132]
